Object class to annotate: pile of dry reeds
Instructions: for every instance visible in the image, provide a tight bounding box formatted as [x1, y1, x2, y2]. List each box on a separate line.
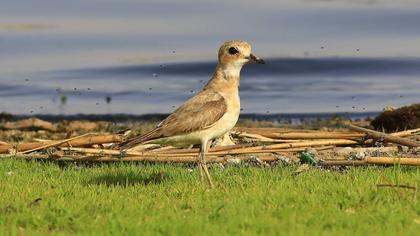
[1, 118, 419, 167]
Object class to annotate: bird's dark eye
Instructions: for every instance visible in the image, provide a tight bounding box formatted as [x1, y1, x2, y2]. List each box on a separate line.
[228, 47, 238, 55]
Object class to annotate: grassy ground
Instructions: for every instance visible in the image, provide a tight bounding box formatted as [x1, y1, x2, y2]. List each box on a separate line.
[0, 158, 419, 236]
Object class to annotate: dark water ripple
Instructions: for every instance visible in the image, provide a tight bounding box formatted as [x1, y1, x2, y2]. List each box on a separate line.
[1, 57, 419, 114]
[59, 57, 420, 78]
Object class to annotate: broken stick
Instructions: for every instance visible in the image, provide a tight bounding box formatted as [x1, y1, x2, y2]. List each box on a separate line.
[349, 125, 420, 147]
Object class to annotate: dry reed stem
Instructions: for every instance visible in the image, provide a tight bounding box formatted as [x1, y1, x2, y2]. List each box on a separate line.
[349, 125, 420, 147]
[366, 157, 420, 166]
[320, 160, 368, 166]
[32, 138, 53, 142]
[19, 133, 94, 154]
[0, 134, 123, 154]
[234, 127, 364, 139]
[261, 132, 366, 140]
[237, 132, 304, 143]
[1, 118, 56, 131]
[234, 127, 321, 133]
[219, 139, 359, 154]
[390, 128, 420, 137]
[235, 127, 418, 141]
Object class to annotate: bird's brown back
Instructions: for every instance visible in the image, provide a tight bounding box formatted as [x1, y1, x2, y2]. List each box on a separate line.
[119, 89, 227, 149]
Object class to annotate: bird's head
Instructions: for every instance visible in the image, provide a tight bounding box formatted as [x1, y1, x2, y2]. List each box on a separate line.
[218, 40, 265, 68]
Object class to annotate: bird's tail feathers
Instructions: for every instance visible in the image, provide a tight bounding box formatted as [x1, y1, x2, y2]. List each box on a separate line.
[118, 129, 160, 150]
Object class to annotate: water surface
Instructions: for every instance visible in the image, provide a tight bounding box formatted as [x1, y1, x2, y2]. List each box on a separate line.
[1, 0, 419, 114]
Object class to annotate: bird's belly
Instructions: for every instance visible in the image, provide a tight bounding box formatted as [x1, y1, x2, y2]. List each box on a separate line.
[150, 110, 239, 147]
[200, 109, 239, 141]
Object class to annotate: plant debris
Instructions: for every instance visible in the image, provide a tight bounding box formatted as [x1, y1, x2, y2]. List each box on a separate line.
[0, 117, 419, 168]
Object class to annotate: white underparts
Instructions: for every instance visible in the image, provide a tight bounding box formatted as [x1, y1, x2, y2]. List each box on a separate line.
[222, 63, 243, 79]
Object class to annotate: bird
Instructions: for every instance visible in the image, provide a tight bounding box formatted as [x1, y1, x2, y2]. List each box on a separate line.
[120, 40, 265, 188]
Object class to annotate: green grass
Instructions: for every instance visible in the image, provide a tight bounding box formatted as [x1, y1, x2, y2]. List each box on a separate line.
[0, 158, 419, 236]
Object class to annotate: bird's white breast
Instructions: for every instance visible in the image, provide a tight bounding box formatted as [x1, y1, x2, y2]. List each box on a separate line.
[199, 90, 240, 141]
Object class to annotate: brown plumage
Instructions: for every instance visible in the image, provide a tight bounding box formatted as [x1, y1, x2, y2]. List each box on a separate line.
[119, 40, 264, 188]
[120, 90, 227, 149]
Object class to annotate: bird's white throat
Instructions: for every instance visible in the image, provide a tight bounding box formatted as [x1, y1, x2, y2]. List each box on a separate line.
[220, 63, 243, 79]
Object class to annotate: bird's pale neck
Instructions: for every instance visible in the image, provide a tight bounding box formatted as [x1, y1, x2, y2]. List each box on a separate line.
[204, 62, 243, 90]
[218, 62, 243, 78]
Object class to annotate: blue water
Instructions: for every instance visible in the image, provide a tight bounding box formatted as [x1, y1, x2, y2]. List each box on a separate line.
[0, 0, 419, 114]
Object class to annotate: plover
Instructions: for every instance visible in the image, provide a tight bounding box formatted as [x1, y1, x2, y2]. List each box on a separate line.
[121, 40, 265, 187]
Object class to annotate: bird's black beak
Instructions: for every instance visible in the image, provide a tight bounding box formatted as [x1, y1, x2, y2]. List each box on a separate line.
[247, 53, 265, 64]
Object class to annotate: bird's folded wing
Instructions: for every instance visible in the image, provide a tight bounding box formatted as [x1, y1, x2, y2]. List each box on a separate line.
[119, 90, 227, 149]
[158, 90, 227, 136]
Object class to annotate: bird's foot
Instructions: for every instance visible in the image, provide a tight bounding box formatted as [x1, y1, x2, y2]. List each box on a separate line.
[197, 161, 214, 189]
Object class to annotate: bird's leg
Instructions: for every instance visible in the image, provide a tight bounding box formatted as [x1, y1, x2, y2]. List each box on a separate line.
[197, 149, 205, 184]
[200, 140, 214, 188]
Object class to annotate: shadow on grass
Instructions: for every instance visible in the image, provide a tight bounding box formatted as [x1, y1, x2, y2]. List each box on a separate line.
[86, 171, 170, 187]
